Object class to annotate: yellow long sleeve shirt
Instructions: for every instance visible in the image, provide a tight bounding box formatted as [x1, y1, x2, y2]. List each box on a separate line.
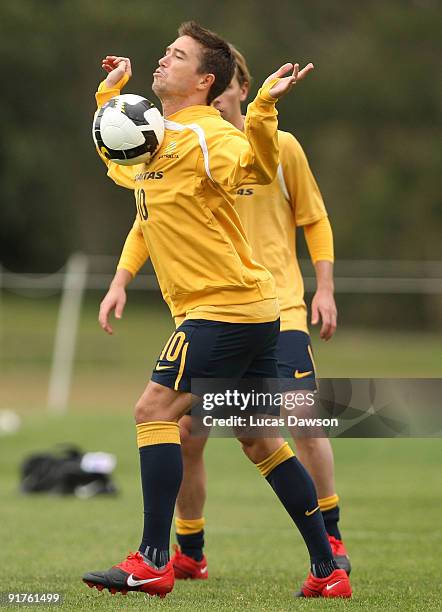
[95, 77, 280, 323]
[235, 131, 333, 333]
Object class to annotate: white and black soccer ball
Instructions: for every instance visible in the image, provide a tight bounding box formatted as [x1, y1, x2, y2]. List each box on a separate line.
[92, 94, 164, 166]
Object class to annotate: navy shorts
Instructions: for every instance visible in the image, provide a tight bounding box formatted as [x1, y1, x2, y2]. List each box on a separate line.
[151, 319, 280, 393]
[276, 330, 317, 391]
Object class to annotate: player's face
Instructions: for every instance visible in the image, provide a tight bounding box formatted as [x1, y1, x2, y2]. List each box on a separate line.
[212, 74, 248, 123]
[152, 36, 209, 101]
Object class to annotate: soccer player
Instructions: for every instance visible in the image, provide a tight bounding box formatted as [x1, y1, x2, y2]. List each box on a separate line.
[83, 22, 351, 599]
[171, 47, 351, 586]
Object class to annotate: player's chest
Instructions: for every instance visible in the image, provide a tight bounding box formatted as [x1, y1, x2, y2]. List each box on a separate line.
[132, 130, 202, 220]
[153, 129, 200, 174]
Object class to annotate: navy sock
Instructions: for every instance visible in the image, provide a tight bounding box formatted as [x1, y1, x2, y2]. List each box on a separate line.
[322, 505, 342, 540]
[138, 443, 183, 567]
[177, 531, 204, 562]
[266, 457, 336, 571]
[311, 559, 339, 578]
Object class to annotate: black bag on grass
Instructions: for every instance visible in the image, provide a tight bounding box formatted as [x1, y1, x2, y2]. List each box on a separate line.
[20, 445, 117, 497]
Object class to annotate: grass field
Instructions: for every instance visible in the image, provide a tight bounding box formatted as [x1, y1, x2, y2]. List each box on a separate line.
[1, 416, 441, 611]
[1, 292, 442, 610]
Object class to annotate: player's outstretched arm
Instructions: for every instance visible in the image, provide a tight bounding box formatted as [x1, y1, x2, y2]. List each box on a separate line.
[99, 269, 132, 335]
[264, 62, 314, 100]
[216, 62, 315, 188]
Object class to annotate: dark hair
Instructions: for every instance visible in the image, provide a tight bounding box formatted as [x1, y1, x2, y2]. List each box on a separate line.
[178, 21, 236, 104]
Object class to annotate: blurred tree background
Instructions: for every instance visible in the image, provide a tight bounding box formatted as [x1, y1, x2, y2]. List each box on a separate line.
[0, 0, 440, 272]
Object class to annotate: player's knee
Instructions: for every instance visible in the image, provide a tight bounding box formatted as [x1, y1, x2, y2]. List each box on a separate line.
[238, 435, 287, 465]
[134, 398, 155, 423]
[294, 436, 327, 454]
[179, 415, 192, 443]
[134, 382, 192, 424]
[237, 436, 269, 464]
[134, 384, 167, 423]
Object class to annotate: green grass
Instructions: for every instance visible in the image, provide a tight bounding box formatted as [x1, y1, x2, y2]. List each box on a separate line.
[1, 413, 442, 611]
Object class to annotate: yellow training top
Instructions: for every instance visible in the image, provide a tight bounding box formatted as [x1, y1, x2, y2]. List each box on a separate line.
[95, 77, 280, 323]
[235, 131, 330, 333]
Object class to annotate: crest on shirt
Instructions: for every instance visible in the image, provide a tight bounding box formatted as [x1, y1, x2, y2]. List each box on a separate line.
[159, 141, 179, 159]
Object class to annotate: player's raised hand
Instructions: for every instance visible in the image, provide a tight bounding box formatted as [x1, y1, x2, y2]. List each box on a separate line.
[264, 62, 314, 99]
[98, 284, 127, 335]
[102, 55, 132, 88]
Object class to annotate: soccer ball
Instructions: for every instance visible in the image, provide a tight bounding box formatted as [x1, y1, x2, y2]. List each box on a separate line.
[92, 94, 164, 166]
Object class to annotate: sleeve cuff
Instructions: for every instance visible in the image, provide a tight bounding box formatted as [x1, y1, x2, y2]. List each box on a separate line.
[304, 216, 334, 263]
[258, 78, 279, 101]
[250, 78, 279, 114]
[95, 73, 130, 108]
[116, 263, 137, 277]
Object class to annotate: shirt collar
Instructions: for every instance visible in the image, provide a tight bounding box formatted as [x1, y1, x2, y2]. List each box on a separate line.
[166, 105, 220, 122]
